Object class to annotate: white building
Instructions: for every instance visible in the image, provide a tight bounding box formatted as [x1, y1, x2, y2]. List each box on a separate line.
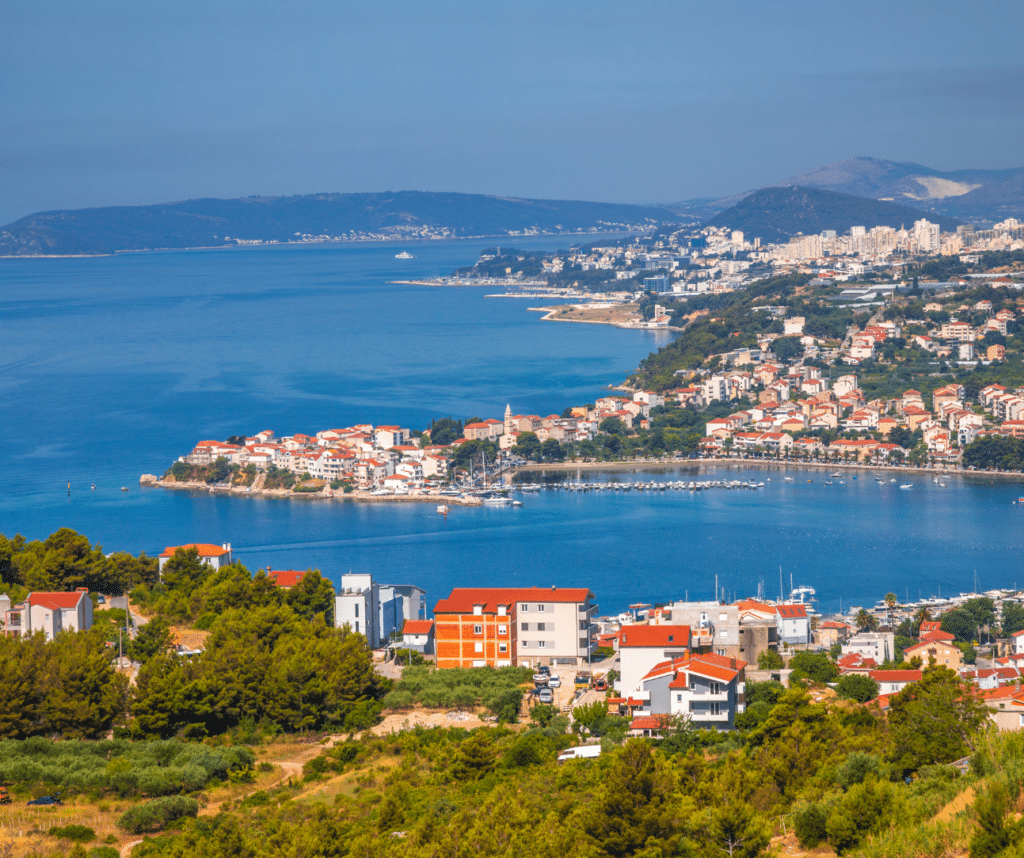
[842, 631, 895, 664]
[334, 572, 425, 650]
[617, 624, 692, 695]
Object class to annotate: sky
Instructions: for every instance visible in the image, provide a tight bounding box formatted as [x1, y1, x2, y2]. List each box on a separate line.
[2, 0, 1023, 225]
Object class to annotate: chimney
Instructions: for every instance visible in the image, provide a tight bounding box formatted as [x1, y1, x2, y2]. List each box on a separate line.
[731, 657, 737, 670]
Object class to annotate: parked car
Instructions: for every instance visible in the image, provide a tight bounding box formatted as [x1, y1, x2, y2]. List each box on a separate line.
[27, 793, 61, 806]
[547, 676, 562, 688]
[538, 687, 554, 704]
[592, 678, 607, 691]
[537, 665, 550, 676]
[533, 673, 549, 687]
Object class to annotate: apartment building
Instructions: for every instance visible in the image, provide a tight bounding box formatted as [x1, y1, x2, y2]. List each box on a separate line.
[433, 587, 597, 669]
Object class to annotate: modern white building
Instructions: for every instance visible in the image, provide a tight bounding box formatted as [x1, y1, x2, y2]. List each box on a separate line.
[617, 624, 692, 695]
[843, 631, 895, 664]
[334, 572, 425, 649]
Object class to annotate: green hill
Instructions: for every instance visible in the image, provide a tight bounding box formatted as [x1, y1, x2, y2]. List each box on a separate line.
[704, 186, 963, 244]
[0, 191, 680, 257]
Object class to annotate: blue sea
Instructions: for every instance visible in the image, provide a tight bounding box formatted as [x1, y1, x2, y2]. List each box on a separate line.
[2, 239, 1022, 615]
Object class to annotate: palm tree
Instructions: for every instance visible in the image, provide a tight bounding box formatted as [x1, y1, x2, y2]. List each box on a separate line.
[855, 608, 879, 632]
[884, 592, 898, 629]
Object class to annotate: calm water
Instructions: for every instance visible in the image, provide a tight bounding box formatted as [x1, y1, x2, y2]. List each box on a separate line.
[2, 241, 1022, 615]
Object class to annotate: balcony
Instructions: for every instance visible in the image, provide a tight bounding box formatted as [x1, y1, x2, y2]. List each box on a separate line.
[688, 707, 730, 722]
[578, 604, 598, 620]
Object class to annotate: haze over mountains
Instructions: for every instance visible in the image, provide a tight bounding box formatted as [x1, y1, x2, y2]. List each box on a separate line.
[1, 157, 1021, 257]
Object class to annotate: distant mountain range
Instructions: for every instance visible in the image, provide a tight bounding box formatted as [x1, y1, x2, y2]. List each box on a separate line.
[672, 157, 1024, 225]
[0, 192, 681, 257]
[3, 157, 1021, 257]
[704, 186, 963, 245]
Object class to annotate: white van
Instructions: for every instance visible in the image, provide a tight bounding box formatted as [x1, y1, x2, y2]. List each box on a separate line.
[557, 745, 602, 763]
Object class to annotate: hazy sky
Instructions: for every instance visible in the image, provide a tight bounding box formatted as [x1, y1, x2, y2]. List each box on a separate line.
[2, 1, 1023, 224]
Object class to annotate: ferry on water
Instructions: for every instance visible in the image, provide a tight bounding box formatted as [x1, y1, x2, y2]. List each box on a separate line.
[395, 251, 415, 259]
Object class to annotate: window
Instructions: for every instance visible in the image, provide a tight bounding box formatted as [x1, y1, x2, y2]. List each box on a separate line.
[676, 694, 682, 702]
[710, 702, 721, 715]
[537, 604, 545, 612]
[355, 621, 359, 633]
[474, 642, 483, 653]
[520, 603, 529, 611]
[719, 613, 727, 621]
[521, 622, 529, 631]
[538, 641, 546, 648]
[473, 605, 483, 616]
[719, 630, 728, 638]
[710, 682, 721, 694]
[498, 625, 507, 635]
[354, 603, 359, 618]
[473, 625, 483, 635]
[716, 649, 726, 656]
[497, 605, 507, 616]
[668, 635, 674, 642]
[498, 643, 507, 653]
[537, 623, 546, 632]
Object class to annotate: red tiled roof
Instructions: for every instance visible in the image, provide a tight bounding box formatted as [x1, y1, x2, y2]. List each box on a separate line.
[434, 587, 593, 614]
[820, 621, 850, 629]
[403, 620, 434, 635]
[920, 630, 956, 643]
[869, 670, 922, 682]
[29, 591, 89, 610]
[618, 625, 691, 648]
[159, 543, 230, 558]
[920, 621, 941, 632]
[630, 716, 671, 730]
[775, 604, 808, 619]
[266, 569, 308, 588]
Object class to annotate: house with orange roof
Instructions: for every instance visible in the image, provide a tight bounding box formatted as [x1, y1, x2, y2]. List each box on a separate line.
[903, 638, 962, 670]
[1012, 628, 1024, 655]
[635, 653, 747, 730]
[982, 684, 1024, 732]
[775, 603, 811, 646]
[869, 669, 922, 695]
[816, 620, 851, 649]
[837, 652, 876, 675]
[4, 589, 94, 641]
[158, 543, 233, 573]
[401, 619, 435, 655]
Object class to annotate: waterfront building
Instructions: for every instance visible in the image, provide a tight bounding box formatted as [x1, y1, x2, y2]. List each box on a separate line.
[158, 543, 233, 573]
[617, 624, 692, 696]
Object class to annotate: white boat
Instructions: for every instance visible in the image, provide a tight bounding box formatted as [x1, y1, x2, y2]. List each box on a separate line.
[783, 477, 794, 482]
[899, 484, 913, 489]
[483, 496, 512, 506]
[437, 504, 449, 515]
[395, 251, 415, 259]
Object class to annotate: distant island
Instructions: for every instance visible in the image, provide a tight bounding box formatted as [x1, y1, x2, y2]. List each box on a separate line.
[0, 191, 683, 257]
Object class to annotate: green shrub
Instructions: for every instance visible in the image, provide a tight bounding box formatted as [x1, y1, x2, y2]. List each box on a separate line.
[88, 848, 119, 858]
[793, 802, 828, 848]
[48, 824, 96, 843]
[117, 795, 199, 834]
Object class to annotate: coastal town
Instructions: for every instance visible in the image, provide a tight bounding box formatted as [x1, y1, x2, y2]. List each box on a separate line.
[10, 540, 1024, 740]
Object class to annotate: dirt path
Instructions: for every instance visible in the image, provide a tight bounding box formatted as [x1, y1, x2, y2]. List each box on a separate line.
[934, 784, 977, 823]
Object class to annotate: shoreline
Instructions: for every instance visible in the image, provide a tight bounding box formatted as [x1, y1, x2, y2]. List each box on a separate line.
[508, 457, 1024, 482]
[0, 230, 643, 261]
[151, 479, 483, 505]
[529, 305, 685, 331]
